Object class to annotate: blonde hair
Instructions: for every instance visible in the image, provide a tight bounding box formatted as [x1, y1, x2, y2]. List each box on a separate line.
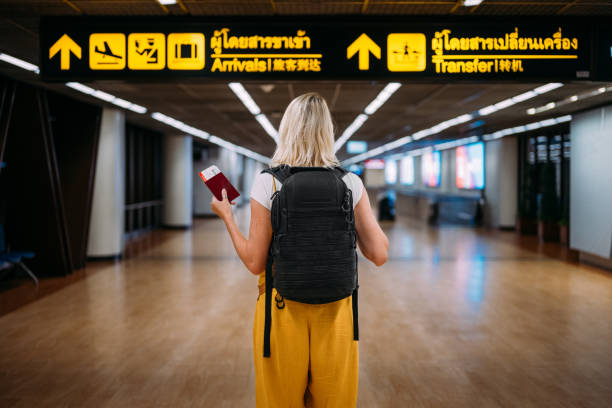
[270, 92, 340, 167]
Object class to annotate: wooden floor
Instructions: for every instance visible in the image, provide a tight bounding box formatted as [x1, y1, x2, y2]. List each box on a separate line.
[1, 207, 611, 407]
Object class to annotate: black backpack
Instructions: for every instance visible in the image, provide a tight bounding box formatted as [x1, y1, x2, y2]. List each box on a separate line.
[260, 164, 359, 358]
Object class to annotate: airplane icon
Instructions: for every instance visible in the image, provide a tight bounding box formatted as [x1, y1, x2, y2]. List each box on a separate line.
[392, 42, 421, 63]
[94, 41, 122, 61]
[89, 34, 126, 70]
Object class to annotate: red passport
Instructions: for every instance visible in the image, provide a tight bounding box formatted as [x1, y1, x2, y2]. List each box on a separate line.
[199, 165, 240, 202]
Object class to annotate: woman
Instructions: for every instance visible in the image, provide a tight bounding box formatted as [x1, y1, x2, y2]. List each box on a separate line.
[212, 92, 389, 407]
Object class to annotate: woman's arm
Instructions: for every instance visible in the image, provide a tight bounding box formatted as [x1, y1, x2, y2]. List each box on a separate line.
[354, 185, 389, 266]
[211, 189, 272, 275]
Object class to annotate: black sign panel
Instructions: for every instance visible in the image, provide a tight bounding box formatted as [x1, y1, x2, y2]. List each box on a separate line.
[40, 17, 601, 81]
[595, 27, 612, 81]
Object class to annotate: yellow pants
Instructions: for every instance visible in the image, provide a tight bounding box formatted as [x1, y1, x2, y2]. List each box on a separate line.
[253, 287, 359, 408]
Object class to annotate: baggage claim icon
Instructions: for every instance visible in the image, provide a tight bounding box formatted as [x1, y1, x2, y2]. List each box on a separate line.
[128, 33, 165, 70]
[168, 33, 205, 70]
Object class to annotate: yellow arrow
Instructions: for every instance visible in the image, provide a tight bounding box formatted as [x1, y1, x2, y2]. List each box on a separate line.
[49, 34, 81, 70]
[346, 33, 381, 70]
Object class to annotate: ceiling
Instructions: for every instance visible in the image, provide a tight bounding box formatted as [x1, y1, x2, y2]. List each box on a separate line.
[1, 0, 612, 161]
[3, 0, 612, 18]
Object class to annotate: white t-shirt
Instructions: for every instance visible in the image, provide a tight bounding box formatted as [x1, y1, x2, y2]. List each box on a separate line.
[250, 170, 364, 211]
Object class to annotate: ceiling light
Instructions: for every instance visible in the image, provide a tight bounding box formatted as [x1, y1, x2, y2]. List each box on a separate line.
[152, 113, 268, 163]
[65, 82, 94, 95]
[334, 82, 403, 152]
[412, 129, 433, 140]
[463, 0, 483, 6]
[539, 118, 557, 127]
[209, 136, 270, 163]
[228, 82, 261, 115]
[364, 82, 402, 115]
[478, 105, 498, 116]
[152, 112, 209, 139]
[66, 81, 147, 114]
[0, 52, 264, 163]
[255, 113, 279, 142]
[534, 83, 564, 94]
[341, 84, 568, 166]
[208, 136, 233, 150]
[383, 136, 412, 151]
[335, 114, 369, 151]
[478, 83, 563, 117]
[260, 84, 275, 93]
[494, 98, 515, 110]
[92, 90, 115, 103]
[511, 90, 537, 103]
[482, 114, 572, 141]
[455, 114, 473, 124]
[157, 0, 177, 5]
[0, 52, 40, 74]
[113, 97, 137, 110]
[413, 113, 473, 141]
[228, 82, 279, 144]
[434, 135, 481, 151]
[526, 85, 611, 115]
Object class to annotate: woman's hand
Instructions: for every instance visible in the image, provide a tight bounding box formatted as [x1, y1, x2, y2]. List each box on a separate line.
[211, 188, 236, 222]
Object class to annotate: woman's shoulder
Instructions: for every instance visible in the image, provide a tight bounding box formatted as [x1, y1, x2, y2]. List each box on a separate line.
[253, 170, 269, 183]
[342, 171, 364, 188]
[250, 172, 273, 205]
[341, 171, 364, 206]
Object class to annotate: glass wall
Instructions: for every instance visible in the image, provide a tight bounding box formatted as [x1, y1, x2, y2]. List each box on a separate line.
[124, 123, 163, 239]
[518, 128, 571, 239]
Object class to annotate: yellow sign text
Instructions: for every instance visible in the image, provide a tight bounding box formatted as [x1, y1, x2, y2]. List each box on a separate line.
[209, 28, 321, 74]
[431, 27, 578, 75]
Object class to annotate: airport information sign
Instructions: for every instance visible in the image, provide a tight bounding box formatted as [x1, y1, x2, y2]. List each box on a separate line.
[40, 17, 609, 81]
[596, 27, 612, 81]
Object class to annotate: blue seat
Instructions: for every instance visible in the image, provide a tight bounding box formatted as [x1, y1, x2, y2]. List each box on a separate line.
[0, 224, 38, 287]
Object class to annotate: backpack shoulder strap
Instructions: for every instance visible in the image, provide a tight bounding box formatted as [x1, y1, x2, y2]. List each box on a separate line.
[331, 166, 348, 178]
[261, 164, 292, 183]
[328, 166, 349, 187]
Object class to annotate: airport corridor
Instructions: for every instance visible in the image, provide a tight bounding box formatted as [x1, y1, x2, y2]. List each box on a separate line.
[1, 205, 611, 408]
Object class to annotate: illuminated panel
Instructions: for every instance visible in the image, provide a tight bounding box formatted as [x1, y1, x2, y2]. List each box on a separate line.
[456, 142, 485, 190]
[400, 156, 414, 185]
[421, 151, 441, 187]
[40, 20, 593, 81]
[365, 158, 385, 169]
[384, 160, 397, 184]
[348, 164, 363, 176]
[347, 140, 367, 154]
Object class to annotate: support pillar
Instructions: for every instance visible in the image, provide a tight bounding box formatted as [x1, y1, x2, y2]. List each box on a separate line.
[163, 134, 193, 228]
[87, 108, 126, 259]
